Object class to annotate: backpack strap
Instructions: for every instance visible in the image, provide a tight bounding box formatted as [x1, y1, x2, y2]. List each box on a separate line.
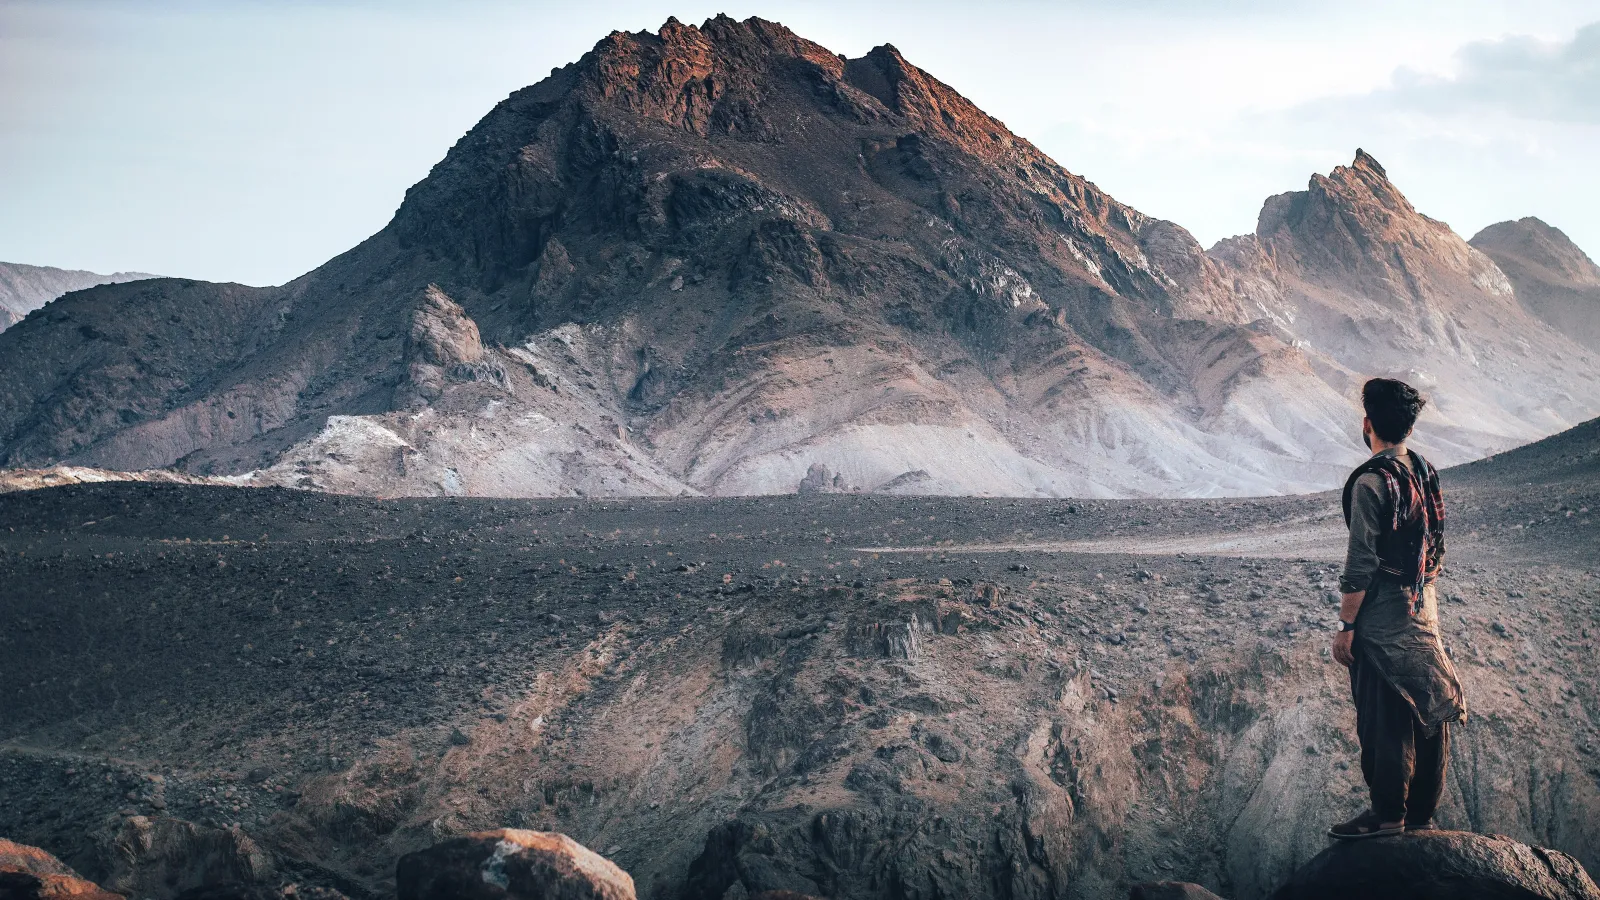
[1342, 458, 1386, 527]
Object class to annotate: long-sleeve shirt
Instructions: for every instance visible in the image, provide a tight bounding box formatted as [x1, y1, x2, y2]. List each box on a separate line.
[1339, 469, 1390, 594]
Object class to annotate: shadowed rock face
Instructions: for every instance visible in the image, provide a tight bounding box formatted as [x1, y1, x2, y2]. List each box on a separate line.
[1269, 831, 1600, 900]
[99, 816, 274, 900]
[0, 18, 1595, 499]
[396, 830, 635, 900]
[1471, 217, 1600, 353]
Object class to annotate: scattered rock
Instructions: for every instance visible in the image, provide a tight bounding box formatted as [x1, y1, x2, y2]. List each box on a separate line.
[1269, 831, 1600, 900]
[396, 829, 635, 900]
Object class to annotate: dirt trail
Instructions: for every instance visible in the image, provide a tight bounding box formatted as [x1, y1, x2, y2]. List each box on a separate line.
[857, 521, 1345, 560]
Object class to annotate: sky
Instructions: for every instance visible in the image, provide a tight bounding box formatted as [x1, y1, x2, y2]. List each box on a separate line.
[2, 0, 1597, 286]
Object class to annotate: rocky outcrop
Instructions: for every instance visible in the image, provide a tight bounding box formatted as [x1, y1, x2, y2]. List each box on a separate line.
[99, 817, 274, 900]
[1471, 217, 1600, 353]
[0, 839, 123, 900]
[1270, 831, 1600, 900]
[0, 262, 154, 331]
[396, 830, 634, 900]
[396, 285, 495, 408]
[795, 463, 851, 494]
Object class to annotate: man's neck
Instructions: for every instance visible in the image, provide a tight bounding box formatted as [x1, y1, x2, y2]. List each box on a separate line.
[1371, 439, 1405, 456]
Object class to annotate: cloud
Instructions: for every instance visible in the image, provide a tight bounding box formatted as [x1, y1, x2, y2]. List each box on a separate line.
[1382, 21, 1600, 124]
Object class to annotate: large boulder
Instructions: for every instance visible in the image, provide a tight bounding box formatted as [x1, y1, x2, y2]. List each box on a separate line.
[396, 830, 635, 900]
[1271, 831, 1600, 900]
[0, 838, 123, 900]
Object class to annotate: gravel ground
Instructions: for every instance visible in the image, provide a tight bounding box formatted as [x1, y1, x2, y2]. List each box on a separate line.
[1, 436, 1596, 899]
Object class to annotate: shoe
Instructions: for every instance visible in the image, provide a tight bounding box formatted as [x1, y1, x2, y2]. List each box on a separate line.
[1405, 820, 1438, 831]
[1328, 810, 1404, 840]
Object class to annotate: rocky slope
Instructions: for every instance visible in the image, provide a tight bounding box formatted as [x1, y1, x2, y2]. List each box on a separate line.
[1471, 217, 1600, 354]
[1, 417, 1595, 900]
[0, 262, 155, 332]
[0, 17, 1595, 498]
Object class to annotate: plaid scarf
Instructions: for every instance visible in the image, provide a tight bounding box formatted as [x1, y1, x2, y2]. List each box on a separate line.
[1342, 450, 1446, 615]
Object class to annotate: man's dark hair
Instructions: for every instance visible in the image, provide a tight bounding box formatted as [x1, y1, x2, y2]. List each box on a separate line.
[1362, 378, 1426, 443]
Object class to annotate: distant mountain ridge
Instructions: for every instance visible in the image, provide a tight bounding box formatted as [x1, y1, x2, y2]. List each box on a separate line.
[0, 261, 157, 331]
[1470, 217, 1600, 353]
[0, 16, 1595, 498]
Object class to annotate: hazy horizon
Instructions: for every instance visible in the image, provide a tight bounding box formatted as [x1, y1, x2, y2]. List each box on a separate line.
[3, 0, 1597, 286]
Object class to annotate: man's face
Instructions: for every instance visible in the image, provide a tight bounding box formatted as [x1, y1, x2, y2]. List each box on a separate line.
[1362, 417, 1373, 450]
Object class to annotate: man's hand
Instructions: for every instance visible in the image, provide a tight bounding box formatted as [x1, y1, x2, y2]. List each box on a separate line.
[1332, 589, 1365, 668]
[1332, 630, 1355, 667]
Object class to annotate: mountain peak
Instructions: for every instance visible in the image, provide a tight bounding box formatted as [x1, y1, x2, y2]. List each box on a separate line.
[1472, 216, 1600, 283]
[1471, 216, 1600, 351]
[1351, 147, 1386, 178]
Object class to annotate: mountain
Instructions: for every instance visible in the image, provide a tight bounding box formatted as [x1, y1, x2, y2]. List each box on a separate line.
[0, 16, 1595, 498]
[1205, 151, 1600, 461]
[1470, 217, 1600, 353]
[0, 261, 156, 331]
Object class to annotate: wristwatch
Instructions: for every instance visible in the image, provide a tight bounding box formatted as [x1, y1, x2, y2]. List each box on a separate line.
[1335, 619, 1356, 633]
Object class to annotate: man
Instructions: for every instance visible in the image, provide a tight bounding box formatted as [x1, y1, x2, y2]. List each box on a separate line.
[1328, 378, 1467, 840]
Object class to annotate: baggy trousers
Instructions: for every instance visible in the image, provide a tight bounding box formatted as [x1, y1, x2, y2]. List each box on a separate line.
[1351, 650, 1450, 824]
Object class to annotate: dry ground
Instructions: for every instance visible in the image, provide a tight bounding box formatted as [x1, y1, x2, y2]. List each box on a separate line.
[1, 443, 1596, 899]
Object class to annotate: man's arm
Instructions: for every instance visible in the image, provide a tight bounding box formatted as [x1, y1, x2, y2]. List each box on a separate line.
[1333, 473, 1384, 667]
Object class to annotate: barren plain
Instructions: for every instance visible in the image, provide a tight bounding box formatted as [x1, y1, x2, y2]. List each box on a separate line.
[2, 420, 1596, 900]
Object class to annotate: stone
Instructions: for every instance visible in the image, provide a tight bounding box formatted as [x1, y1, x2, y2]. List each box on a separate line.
[396, 830, 635, 900]
[1269, 831, 1600, 900]
[0, 838, 123, 900]
[0, 842, 76, 880]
